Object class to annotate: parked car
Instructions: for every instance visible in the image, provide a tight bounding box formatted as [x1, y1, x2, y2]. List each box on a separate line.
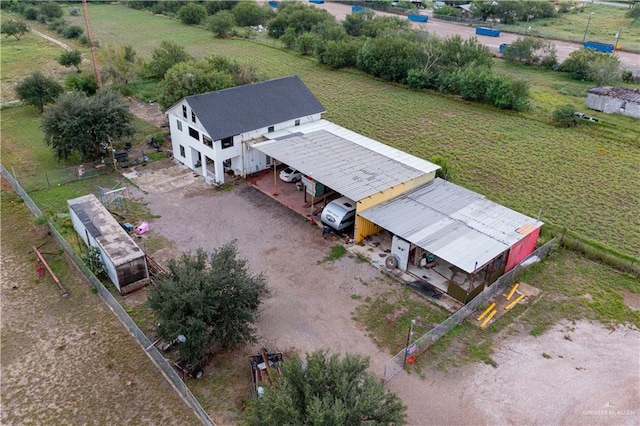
[279, 167, 302, 183]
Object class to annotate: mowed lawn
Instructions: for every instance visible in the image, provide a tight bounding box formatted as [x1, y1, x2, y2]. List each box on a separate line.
[8, 3, 640, 257]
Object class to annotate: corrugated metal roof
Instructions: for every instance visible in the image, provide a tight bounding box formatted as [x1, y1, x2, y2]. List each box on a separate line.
[587, 86, 640, 103]
[67, 194, 145, 267]
[185, 75, 326, 141]
[359, 179, 543, 273]
[253, 120, 439, 201]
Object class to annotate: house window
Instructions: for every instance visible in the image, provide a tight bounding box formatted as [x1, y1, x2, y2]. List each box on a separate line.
[268, 126, 275, 133]
[203, 135, 213, 148]
[295, 119, 300, 126]
[182, 105, 187, 119]
[221, 137, 233, 149]
[176, 120, 182, 131]
[179, 145, 185, 157]
[191, 110, 196, 123]
[266, 155, 272, 166]
[189, 127, 199, 141]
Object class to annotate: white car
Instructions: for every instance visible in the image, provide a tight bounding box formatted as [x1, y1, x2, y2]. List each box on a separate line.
[279, 167, 302, 183]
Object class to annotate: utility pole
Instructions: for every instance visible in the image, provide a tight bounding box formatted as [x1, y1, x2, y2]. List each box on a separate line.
[82, 0, 102, 88]
[582, 12, 594, 44]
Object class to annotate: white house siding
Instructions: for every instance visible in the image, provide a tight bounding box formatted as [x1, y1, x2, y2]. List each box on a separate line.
[167, 103, 323, 184]
[586, 90, 640, 119]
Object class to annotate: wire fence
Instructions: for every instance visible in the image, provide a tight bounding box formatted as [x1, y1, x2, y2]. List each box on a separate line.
[1, 163, 215, 426]
[384, 237, 560, 382]
[6, 160, 113, 192]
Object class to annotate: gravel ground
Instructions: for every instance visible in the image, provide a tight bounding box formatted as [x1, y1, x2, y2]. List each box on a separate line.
[135, 166, 640, 425]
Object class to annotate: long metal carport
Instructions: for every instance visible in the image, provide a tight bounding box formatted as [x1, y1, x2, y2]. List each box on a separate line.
[358, 178, 543, 302]
[252, 120, 440, 242]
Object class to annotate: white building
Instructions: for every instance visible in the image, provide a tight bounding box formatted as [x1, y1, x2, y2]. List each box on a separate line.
[67, 194, 149, 294]
[166, 75, 326, 184]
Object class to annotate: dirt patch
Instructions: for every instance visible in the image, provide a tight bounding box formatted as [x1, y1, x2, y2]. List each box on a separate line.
[133, 166, 640, 425]
[0, 181, 198, 425]
[126, 97, 168, 129]
[619, 289, 640, 311]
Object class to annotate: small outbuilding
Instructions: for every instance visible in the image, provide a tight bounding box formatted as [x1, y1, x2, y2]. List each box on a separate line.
[68, 194, 149, 294]
[586, 86, 640, 119]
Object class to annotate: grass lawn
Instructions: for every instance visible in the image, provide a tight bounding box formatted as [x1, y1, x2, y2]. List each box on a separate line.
[0, 11, 81, 103]
[490, 4, 640, 52]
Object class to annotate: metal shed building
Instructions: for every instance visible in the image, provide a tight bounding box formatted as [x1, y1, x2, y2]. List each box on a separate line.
[252, 120, 440, 242]
[68, 194, 149, 294]
[359, 179, 542, 302]
[586, 86, 640, 119]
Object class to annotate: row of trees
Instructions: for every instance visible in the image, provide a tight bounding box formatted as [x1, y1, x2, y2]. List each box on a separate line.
[502, 36, 628, 85]
[269, 3, 530, 111]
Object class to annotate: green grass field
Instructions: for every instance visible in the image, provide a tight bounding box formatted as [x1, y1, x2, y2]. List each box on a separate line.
[65, 3, 640, 256]
[499, 4, 640, 52]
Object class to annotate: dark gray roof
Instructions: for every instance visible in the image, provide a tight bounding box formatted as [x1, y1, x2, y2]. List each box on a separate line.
[185, 75, 325, 141]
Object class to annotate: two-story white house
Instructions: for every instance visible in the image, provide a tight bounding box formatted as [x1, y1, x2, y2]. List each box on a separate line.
[166, 75, 326, 184]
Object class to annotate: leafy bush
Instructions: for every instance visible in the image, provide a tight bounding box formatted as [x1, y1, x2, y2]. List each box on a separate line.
[145, 40, 191, 80]
[626, 5, 640, 22]
[81, 246, 107, 278]
[232, 1, 270, 27]
[560, 49, 621, 84]
[15, 71, 64, 112]
[1, 19, 29, 40]
[343, 9, 375, 36]
[58, 49, 82, 71]
[208, 10, 236, 38]
[24, 7, 38, 20]
[357, 33, 424, 83]
[504, 36, 557, 67]
[431, 155, 451, 180]
[65, 72, 98, 96]
[552, 104, 579, 127]
[267, 2, 336, 38]
[178, 3, 207, 25]
[62, 25, 83, 39]
[47, 18, 67, 33]
[69, 7, 80, 16]
[360, 15, 410, 38]
[295, 32, 317, 55]
[318, 39, 361, 69]
[39, 2, 64, 21]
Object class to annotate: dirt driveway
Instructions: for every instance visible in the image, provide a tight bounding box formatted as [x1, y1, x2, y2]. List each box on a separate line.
[132, 165, 639, 425]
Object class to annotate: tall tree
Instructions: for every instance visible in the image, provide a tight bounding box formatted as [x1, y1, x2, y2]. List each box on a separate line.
[1, 19, 29, 40]
[148, 242, 266, 366]
[41, 89, 134, 160]
[15, 71, 63, 112]
[100, 44, 139, 86]
[178, 3, 207, 25]
[145, 40, 191, 80]
[58, 49, 82, 71]
[246, 351, 407, 425]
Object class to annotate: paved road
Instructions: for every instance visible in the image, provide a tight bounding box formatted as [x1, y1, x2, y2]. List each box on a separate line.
[311, 2, 640, 71]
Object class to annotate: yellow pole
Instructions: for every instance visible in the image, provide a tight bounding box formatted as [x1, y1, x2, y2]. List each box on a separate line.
[505, 294, 525, 310]
[506, 283, 519, 301]
[480, 309, 497, 329]
[477, 302, 496, 321]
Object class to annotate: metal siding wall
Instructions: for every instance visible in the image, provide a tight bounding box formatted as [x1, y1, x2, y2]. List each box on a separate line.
[354, 216, 381, 243]
[505, 226, 541, 272]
